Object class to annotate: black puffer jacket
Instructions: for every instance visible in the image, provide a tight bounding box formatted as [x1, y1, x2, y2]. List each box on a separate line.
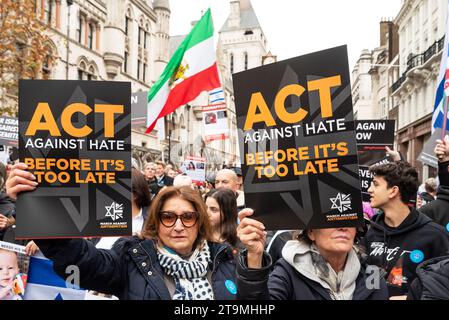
[35, 237, 237, 300]
[407, 255, 449, 300]
[420, 161, 449, 228]
[236, 250, 388, 300]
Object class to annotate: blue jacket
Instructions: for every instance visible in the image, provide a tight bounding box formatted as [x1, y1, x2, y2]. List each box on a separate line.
[35, 237, 237, 300]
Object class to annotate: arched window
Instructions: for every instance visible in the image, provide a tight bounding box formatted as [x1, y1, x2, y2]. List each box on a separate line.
[88, 66, 96, 80]
[78, 61, 87, 80]
[41, 41, 56, 79]
[77, 59, 97, 80]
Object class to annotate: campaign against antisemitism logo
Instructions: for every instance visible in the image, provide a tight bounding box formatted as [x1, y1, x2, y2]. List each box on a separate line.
[105, 202, 124, 221]
[330, 193, 352, 213]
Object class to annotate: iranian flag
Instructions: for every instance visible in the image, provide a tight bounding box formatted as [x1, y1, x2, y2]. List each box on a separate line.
[145, 9, 221, 133]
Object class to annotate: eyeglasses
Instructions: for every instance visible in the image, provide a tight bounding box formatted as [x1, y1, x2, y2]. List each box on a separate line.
[159, 211, 199, 228]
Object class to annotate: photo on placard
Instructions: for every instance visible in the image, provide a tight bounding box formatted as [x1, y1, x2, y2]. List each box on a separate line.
[205, 112, 217, 124]
[196, 162, 205, 170]
[217, 110, 227, 119]
[0, 241, 29, 300]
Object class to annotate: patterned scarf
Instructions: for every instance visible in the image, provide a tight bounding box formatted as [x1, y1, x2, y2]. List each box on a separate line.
[157, 241, 214, 300]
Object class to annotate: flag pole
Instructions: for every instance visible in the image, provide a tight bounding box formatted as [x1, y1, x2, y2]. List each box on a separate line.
[442, 95, 449, 141]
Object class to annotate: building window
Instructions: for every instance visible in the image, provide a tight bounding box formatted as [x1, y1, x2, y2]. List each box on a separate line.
[124, 51, 128, 73]
[244, 52, 248, 70]
[143, 63, 147, 82]
[138, 27, 142, 45]
[137, 59, 141, 80]
[42, 55, 51, 79]
[88, 24, 94, 49]
[78, 62, 97, 80]
[144, 31, 148, 49]
[44, 0, 52, 25]
[77, 15, 83, 43]
[125, 16, 130, 35]
[230, 53, 234, 74]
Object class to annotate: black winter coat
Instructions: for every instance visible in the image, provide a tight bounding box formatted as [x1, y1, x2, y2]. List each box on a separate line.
[407, 255, 449, 300]
[236, 251, 389, 300]
[0, 193, 15, 241]
[35, 237, 237, 300]
[420, 161, 449, 228]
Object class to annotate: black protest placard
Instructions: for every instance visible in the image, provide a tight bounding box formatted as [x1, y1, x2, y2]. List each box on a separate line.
[0, 116, 18, 147]
[17, 80, 131, 239]
[131, 91, 148, 129]
[419, 129, 440, 168]
[234, 45, 363, 230]
[355, 120, 395, 202]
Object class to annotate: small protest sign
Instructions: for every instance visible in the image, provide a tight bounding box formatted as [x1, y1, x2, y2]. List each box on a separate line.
[0, 241, 29, 300]
[355, 120, 395, 202]
[0, 116, 18, 147]
[203, 104, 229, 142]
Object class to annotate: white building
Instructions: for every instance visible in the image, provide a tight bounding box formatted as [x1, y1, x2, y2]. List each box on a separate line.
[352, 19, 399, 121]
[33, 0, 170, 166]
[161, 0, 274, 171]
[391, 0, 448, 179]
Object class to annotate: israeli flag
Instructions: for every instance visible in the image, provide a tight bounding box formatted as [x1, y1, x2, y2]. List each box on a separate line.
[208, 88, 225, 104]
[432, 1, 449, 133]
[24, 254, 86, 300]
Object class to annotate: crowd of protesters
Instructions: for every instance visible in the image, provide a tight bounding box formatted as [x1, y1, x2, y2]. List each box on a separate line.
[1, 139, 449, 300]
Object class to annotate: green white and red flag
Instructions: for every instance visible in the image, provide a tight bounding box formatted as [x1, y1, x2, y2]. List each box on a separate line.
[145, 9, 221, 133]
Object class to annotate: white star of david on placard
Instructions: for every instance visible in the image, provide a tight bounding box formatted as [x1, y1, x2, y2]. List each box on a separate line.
[105, 202, 123, 221]
[330, 193, 352, 213]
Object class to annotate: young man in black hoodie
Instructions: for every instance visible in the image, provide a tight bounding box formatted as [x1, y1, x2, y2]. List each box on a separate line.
[364, 140, 449, 298]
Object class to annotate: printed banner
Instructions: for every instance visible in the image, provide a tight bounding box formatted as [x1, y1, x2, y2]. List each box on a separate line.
[203, 103, 229, 142]
[234, 45, 363, 230]
[0, 241, 29, 300]
[131, 91, 148, 129]
[17, 80, 131, 239]
[181, 156, 206, 182]
[0, 116, 18, 147]
[356, 120, 395, 202]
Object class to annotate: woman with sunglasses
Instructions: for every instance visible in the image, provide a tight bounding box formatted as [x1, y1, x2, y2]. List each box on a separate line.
[5, 163, 238, 300]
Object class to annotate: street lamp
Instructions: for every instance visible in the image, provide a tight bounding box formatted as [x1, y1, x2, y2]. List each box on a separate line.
[66, 0, 74, 79]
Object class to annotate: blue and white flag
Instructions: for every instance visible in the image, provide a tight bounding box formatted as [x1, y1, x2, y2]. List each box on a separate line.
[23, 254, 86, 300]
[432, 1, 449, 133]
[208, 88, 225, 105]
